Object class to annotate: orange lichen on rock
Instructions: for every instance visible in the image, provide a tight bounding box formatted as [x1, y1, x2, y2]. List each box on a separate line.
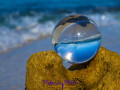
[25, 47, 120, 90]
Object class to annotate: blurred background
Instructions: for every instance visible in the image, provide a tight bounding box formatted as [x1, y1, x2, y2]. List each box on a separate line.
[0, 0, 120, 90]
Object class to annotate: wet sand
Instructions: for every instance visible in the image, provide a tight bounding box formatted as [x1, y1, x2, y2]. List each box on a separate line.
[0, 37, 53, 90]
[0, 26, 120, 90]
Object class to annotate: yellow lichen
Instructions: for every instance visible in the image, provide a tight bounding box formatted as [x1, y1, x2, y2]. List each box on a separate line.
[25, 47, 120, 90]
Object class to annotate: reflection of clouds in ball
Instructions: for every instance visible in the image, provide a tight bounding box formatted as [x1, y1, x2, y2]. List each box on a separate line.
[65, 53, 72, 61]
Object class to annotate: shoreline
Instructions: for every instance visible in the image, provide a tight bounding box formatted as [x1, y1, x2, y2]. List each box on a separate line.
[0, 35, 51, 54]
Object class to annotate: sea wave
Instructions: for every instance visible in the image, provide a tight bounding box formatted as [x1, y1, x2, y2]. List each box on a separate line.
[0, 11, 120, 52]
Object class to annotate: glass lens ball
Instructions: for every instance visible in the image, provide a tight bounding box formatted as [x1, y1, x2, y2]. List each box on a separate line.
[52, 15, 101, 64]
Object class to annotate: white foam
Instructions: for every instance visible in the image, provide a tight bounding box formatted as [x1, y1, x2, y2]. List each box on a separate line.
[0, 13, 56, 52]
[0, 12, 120, 52]
[88, 13, 120, 26]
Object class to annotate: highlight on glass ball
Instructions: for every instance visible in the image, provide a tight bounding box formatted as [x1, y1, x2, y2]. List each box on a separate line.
[52, 15, 101, 64]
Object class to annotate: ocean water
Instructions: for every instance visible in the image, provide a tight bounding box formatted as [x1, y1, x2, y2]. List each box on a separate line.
[55, 38, 101, 64]
[0, 0, 120, 53]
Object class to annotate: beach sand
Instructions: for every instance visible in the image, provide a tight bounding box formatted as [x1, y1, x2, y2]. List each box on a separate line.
[0, 37, 53, 90]
[0, 25, 120, 90]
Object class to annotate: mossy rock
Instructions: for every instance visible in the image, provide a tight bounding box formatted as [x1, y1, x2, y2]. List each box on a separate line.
[25, 47, 120, 90]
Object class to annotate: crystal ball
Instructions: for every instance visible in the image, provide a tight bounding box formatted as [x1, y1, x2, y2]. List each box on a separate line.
[52, 15, 101, 64]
